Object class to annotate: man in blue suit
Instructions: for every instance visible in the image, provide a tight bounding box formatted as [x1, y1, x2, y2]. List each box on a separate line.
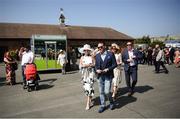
[95, 42, 117, 113]
[122, 42, 139, 96]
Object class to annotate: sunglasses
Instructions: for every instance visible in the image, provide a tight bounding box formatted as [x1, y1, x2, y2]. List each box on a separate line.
[98, 46, 103, 49]
[112, 46, 117, 49]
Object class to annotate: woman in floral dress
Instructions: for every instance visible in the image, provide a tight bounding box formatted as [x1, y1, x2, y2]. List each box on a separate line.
[4, 52, 16, 85]
[79, 44, 95, 110]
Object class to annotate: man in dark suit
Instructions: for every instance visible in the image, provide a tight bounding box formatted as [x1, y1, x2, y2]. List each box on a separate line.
[122, 42, 139, 96]
[95, 42, 117, 113]
[169, 46, 175, 64]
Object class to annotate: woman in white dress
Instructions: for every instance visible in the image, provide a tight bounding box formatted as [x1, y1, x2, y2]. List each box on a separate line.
[57, 50, 67, 74]
[111, 43, 122, 99]
[79, 44, 95, 110]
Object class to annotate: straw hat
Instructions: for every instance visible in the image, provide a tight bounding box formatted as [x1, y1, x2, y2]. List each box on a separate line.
[79, 44, 93, 54]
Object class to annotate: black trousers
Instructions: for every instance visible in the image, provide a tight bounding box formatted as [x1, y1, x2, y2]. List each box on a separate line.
[157, 61, 168, 73]
[170, 56, 174, 64]
[153, 59, 158, 72]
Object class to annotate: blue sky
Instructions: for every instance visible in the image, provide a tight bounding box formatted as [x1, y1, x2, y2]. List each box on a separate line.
[0, 0, 180, 38]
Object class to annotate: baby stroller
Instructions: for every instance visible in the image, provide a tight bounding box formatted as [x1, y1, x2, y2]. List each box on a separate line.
[24, 63, 39, 92]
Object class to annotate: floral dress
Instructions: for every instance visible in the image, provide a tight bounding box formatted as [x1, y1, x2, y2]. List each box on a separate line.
[4, 57, 16, 85]
[80, 56, 95, 96]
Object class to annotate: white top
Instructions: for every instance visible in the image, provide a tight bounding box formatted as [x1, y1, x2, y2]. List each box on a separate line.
[115, 53, 122, 65]
[21, 51, 34, 66]
[156, 50, 164, 61]
[100, 51, 107, 61]
[128, 49, 135, 66]
[81, 56, 93, 65]
[57, 53, 66, 66]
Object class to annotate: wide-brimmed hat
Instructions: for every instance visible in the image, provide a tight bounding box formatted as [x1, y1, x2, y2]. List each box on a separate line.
[59, 49, 64, 54]
[79, 44, 93, 54]
[111, 43, 120, 50]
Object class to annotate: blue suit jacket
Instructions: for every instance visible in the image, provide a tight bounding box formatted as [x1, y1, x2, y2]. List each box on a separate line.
[122, 49, 139, 71]
[95, 51, 117, 79]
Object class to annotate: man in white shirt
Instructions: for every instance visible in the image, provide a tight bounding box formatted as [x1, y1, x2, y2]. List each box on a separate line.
[122, 42, 139, 96]
[156, 45, 169, 74]
[20, 46, 34, 88]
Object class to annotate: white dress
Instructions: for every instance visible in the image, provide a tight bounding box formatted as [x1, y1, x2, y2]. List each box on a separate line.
[80, 56, 95, 96]
[112, 53, 122, 87]
[57, 54, 66, 66]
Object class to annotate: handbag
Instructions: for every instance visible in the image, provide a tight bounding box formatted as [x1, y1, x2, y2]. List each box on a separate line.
[12, 62, 18, 70]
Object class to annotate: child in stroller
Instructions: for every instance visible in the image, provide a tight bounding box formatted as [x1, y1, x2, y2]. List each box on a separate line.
[24, 63, 39, 92]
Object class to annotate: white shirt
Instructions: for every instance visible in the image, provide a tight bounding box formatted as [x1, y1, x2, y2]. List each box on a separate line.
[21, 51, 34, 66]
[100, 51, 107, 61]
[128, 49, 135, 66]
[156, 50, 164, 61]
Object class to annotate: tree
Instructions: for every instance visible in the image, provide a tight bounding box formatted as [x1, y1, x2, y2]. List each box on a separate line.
[135, 35, 151, 45]
[150, 40, 165, 48]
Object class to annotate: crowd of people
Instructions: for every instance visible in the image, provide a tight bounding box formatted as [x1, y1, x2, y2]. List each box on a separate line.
[136, 45, 180, 68]
[78, 42, 180, 113]
[3, 41, 180, 113]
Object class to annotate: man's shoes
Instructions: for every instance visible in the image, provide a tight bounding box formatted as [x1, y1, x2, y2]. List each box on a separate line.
[109, 104, 115, 110]
[98, 107, 105, 113]
[128, 91, 134, 97]
[128, 92, 132, 96]
[165, 70, 169, 74]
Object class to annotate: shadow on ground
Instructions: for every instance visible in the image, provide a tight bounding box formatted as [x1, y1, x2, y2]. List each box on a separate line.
[0, 77, 57, 91]
[65, 71, 79, 74]
[0, 77, 6, 86]
[92, 85, 154, 109]
[39, 78, 57, 84]
[37, 78, 57, 90]
[38, 84, 54, 90]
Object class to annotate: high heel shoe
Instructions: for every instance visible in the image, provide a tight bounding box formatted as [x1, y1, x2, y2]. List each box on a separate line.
[85, 106, 90, 110]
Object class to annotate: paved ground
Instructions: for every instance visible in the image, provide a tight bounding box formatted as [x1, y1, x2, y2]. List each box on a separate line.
[0, 63, 180, 118]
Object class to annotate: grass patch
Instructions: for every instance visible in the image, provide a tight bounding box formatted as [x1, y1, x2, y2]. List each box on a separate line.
[35, 59, 61, 70]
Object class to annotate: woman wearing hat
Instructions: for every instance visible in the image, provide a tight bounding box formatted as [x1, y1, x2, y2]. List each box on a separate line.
[57, 50, 67, 75]
[79, 44, 95, 110]
[111, 43, 122, 99]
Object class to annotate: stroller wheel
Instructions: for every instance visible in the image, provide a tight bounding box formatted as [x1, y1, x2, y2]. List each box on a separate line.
[28, 87, 31, 92]
[34, 83, 39, 91]
[23, 85, 27, 89]
[34, 86, 37, 91]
